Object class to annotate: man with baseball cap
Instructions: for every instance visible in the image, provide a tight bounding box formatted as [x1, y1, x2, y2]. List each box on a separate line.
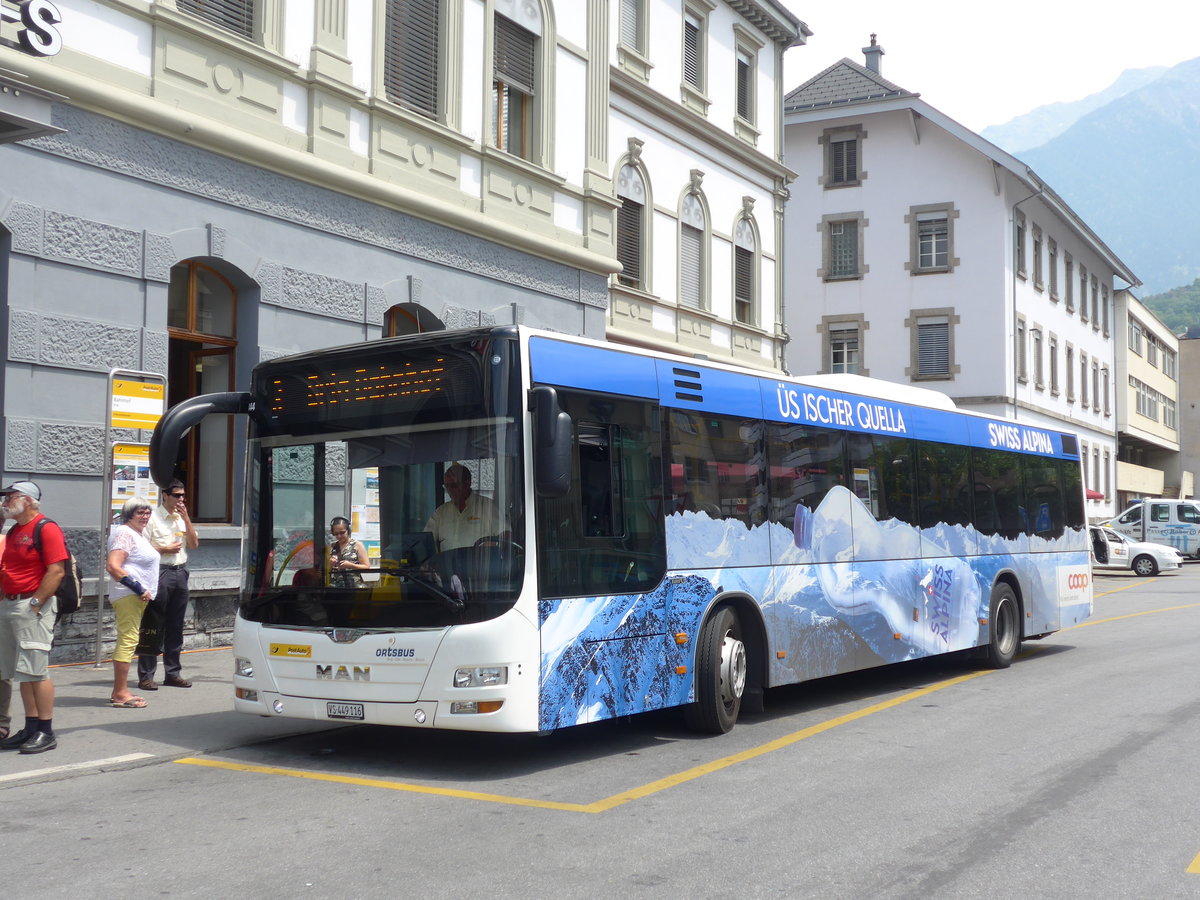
[0, 480, 66, 753]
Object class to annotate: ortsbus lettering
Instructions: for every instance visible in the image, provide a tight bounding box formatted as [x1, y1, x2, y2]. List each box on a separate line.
[775, 385, 907, 434]
[0, 0, 63, 57]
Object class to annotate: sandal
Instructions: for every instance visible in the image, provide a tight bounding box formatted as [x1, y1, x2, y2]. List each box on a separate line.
[110, 696, 148, 708]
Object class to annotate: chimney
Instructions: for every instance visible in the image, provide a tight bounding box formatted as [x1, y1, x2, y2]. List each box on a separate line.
[862, 34, 884, 74]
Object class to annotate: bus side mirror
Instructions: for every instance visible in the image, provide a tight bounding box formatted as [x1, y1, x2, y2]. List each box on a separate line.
[530, 386, 572, 498]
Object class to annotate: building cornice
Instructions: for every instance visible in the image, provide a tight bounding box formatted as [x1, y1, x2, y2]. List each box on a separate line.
[610, 66, 795, 183]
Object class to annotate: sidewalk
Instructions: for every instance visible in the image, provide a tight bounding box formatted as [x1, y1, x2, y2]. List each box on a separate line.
[0, 647, 332, 785]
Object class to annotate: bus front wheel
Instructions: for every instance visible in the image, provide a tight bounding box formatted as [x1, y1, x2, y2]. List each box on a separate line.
[685, 606, 747, 734]
[984, 583, 1020, 669]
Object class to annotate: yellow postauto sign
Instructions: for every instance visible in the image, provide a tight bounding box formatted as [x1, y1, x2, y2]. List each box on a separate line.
[110, 379, 165, 429]
[269, 643, 312, 659]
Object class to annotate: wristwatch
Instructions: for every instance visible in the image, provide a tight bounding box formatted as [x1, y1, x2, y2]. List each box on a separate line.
[29, 598, 42, 608]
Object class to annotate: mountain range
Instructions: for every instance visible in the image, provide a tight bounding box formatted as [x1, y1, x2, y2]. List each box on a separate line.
[982, 56, 1200, 320]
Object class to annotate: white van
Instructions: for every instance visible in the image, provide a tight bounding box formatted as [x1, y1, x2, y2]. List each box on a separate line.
[1107, 499, 1200, 559]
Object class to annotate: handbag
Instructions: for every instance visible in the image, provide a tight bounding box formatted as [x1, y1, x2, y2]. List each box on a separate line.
[135, 598, 165, 657]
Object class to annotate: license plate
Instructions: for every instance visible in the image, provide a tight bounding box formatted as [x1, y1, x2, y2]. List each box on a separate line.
[326, 702, 364, 720]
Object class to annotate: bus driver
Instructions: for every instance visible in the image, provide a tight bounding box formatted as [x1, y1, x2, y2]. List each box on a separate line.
[424, 464, 504, 552]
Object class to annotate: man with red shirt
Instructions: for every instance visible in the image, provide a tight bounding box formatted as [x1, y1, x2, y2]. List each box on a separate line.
[0, 481, 66, 754]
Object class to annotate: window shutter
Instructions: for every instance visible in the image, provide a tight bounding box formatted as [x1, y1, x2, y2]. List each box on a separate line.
[620, 0, 642, 52]
[384, 0, 440, 117]
[494, 14, 536, 96]
[734, 246, 753, 322]
[683, 15, 701, 87]
[680, 223, 702, 308]
[616, 199, 643, 288]
[178, 0, 253, 38]
[918, 321, 949, 375]
[736, 53, 751, 119]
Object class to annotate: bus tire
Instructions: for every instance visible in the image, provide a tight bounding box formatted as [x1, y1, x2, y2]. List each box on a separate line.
[1131, 554, 1158, 577]
[685, 605, 747, 734]
[985, 583, 1020, 669]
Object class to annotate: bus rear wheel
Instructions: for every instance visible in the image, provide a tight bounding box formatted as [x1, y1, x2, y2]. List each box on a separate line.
[685, 606, 747, 734]
[984, 583, 1020, 669]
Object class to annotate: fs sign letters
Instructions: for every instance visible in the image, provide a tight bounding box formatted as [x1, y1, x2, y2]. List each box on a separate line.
[1, 0, 62, 57]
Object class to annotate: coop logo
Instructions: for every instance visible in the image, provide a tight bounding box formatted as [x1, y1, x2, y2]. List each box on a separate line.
[0, 0, 63, 57]
[1066, 573, 1090, 590]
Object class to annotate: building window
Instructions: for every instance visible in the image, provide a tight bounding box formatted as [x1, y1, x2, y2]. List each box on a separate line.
[1101, 285, 1110, 335]
[733, 217, 757, 325]
[384, 0, 441, 119]
[1104, 449, 1111, 497]
[1032, 327, 1043, 388]
[1032, 225, 1043, 290]
[908, 204, 956, 274]
[1049, 334, 1059, 395]
[1129, 318, 1143, 355]
[1065, 344, 1075, 402]
[1147, 334, 1159, 368]
[1064, 254, 1074, 311]
[1015, 317, 1028, 383]
[680, 6, 709, 113]
[1079, 265, 1088, 321]
[619, 0, 645, 55]
[821, 125, 864, 188]
[1092, 360, 1100, 412]
[679, 191, 708, 309]
[736, 49, 754, 123]
[1164, 348, 1177, 380]
[1164, 397, 1177, 430]
[167, 261, 237, 522]
[821, 213, 865, 281]
[492, 9, 540, 161]
[906, 309, 958, 381]
[1102, 366, 1110, 416]
[1048, 238, 1058, 299]
[1093, 448, 1100, 494]
[829, 322, 860, 374]
[1080, 352, 1089, 408]
[1081, 441, 1089, 491]
[1014, 212, 1026, 279]
[1090, 276, 1099, 330]
[616, 164, 648, 290]
[178, 0, 253, 39]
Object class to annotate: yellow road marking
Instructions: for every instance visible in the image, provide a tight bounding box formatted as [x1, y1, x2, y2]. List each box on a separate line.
[1188, 851, 1200, 874]
[174, 599, 1198, 814]
[175, 669, 992, 814]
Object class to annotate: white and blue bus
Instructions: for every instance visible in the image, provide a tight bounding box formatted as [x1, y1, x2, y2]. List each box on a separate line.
[150, 326, 1092, 734]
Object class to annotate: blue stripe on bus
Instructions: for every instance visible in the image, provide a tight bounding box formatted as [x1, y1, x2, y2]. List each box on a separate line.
[529, 338, 1071, 459]
[529, 337, 658, 398]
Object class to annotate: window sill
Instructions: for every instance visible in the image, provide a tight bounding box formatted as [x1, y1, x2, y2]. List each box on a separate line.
[734, 117, 759, 146]
[617, 46, 653, 82]
[680, 83, 710, 116]
[823, 273, 863, 283]
[911, 267, 952, 276]
[823, 180, 862, 190]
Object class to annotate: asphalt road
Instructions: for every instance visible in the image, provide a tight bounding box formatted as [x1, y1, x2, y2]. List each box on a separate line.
[6, 564, 1199, 898]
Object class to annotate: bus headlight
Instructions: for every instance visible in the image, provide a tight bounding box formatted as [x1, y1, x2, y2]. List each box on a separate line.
[453, 666, 507, 688]
[235, 657, 254, 678]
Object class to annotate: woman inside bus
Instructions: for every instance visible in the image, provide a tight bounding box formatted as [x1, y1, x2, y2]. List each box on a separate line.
[328, 517, 368, 589]
[105, 497, 159, 708]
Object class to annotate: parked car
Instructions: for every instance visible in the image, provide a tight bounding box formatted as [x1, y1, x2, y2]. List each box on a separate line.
[1089, 525, 1184, 576]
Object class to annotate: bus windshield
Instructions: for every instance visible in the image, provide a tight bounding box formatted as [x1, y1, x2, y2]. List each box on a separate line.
[242, 331, 524, 629]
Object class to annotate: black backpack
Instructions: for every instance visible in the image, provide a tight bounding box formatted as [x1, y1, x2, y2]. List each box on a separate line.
[32, 518, 83, 622]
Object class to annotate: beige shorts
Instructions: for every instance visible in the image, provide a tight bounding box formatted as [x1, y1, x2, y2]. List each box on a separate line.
[0, 595, 57, 682]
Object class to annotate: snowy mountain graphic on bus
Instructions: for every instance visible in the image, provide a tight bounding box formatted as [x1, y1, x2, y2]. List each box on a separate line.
[538, 485, 1087, 731]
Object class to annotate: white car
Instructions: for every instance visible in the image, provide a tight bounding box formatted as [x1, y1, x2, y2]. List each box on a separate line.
[1089, 525, 1184, 577]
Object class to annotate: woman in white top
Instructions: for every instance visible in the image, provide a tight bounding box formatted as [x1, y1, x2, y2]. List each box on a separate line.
[105, 498, 160, 707]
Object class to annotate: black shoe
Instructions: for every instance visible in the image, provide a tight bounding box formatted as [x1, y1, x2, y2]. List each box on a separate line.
[0, 728, 33, 750]
[163, 676, 192, 688]
[138, 680, 159, 691]
[18, 732, 57, 754]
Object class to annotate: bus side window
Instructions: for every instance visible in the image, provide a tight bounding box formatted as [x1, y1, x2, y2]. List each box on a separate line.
[1150, 503, 1170, 523]
[1179, 505, 1200, 525]
[766, 422, 845, 531]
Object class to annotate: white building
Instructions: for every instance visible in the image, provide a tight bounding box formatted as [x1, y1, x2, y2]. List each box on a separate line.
[1115, 291, 1191, 503]
[781, 41, 1138, 521]
[608, 1, 807, 370]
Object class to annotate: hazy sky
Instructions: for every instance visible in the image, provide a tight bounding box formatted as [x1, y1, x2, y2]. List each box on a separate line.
[781, 0, 1200, 132]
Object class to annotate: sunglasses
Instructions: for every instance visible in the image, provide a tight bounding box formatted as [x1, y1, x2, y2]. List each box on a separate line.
[167, 492, 186, 498]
